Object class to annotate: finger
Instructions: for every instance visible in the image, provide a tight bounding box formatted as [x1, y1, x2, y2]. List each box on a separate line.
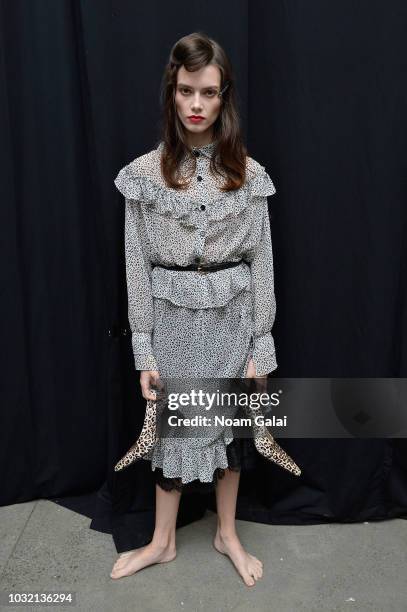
[141, 380, 157, 401]
[143, 390, 157, 401]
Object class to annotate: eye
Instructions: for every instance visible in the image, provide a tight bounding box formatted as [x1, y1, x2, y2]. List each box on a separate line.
[205, 89, 217, 97]
[179, 87, 191, 95]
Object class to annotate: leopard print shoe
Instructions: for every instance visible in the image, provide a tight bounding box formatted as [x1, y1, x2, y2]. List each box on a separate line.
[114, 397, 158, 472]
[242, 403, 302, 477]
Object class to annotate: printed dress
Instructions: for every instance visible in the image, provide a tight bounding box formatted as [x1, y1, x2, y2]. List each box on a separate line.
[114, 140, 278, 492]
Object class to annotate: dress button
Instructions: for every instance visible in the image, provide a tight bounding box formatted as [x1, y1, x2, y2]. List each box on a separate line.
[200, 204, 206, 210]
[199, 230, 205, 237]
[197, 175, 203, 181]
[193, 150, 200, 157]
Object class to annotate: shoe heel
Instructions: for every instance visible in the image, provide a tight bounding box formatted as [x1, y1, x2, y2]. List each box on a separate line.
[243, 404, 302, 477]
[114, 398, 158, 472]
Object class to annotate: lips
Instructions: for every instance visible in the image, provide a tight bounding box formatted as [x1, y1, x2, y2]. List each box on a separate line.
[188, 116, 205, 123]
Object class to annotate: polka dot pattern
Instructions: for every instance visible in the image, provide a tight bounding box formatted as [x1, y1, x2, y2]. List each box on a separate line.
[114, 140, 278, 487]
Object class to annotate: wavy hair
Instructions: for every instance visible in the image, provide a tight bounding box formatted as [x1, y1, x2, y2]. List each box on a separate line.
[158, 32, 247, 191]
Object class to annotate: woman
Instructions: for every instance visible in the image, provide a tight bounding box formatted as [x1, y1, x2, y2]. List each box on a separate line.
[111, 32, 299, 586]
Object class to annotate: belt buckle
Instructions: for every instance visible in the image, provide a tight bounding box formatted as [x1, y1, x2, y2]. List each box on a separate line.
[197, 265, 207, 275]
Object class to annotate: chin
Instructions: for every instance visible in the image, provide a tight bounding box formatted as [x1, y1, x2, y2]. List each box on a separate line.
[184, 124, 212, 135]
[184, 123, 205, 130]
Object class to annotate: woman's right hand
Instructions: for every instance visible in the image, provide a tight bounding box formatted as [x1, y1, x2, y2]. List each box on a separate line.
[140, 369, 161, 400]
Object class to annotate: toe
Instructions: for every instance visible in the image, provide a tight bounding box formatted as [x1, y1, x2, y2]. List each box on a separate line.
[244, 573, 256, 586]
[111, 563, 124, 574]
[110, 560, 128, 578]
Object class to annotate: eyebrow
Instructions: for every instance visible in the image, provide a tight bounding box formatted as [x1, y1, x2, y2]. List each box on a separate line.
[177, 83, 220, 90]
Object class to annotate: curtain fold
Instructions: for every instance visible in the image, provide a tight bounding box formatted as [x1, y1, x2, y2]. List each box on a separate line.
[0, 0, 406, 552]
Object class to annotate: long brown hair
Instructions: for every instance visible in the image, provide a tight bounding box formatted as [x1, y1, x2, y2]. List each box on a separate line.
[158, 32, 247, 192]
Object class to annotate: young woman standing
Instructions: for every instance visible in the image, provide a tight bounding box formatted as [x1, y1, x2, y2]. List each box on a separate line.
[111, 31, 300, 586]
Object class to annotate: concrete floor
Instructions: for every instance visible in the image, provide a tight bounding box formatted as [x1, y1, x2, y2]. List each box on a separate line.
[0, 500, 406, 612]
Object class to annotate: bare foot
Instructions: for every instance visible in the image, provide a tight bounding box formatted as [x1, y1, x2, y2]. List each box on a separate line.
[110, 542, 176, 579]
[213, 530, 263, 587]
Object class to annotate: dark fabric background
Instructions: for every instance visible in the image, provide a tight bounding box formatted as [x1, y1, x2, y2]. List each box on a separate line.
[1, 0, 406, 552]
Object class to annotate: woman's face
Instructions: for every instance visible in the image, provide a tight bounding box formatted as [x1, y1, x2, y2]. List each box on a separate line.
[175, 64, 222, 141]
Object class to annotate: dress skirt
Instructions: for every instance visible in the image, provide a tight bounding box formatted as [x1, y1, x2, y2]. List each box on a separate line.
[143, 287, 259, 493]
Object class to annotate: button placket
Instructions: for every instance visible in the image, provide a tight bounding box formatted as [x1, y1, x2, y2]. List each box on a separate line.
[198, 202, 207, 229]
[193, 152, 207, 267]
[194, 203, 208, 263]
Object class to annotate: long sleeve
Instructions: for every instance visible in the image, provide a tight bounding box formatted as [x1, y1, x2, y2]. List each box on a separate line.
[124, 197, 159, 371]
[250, 199, 278, 376]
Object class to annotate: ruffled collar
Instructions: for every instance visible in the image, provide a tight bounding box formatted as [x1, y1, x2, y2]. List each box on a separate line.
[114, 153, 276, 228]
[190, 140, 217, 159]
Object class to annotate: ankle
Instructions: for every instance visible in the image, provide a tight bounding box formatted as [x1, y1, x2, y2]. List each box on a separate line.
[216, 526, 238, 540]
[151, 532, 176, 550]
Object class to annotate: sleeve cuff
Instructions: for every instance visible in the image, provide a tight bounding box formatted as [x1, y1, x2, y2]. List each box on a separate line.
[252, 332, 277, 376]
[131, 331, 159, 371]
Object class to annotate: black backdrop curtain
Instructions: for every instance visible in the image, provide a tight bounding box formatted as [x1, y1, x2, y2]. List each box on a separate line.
[1, 0, 406, 553]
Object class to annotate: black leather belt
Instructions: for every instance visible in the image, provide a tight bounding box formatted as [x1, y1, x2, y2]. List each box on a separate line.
[153, 259, 246, 274]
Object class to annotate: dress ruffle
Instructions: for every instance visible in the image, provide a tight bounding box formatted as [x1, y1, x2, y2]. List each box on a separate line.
[114, 162, 276, 229]
[149, 435, 234, 485]
[153, 437, 258, 493]
[146, 400, 260, 493]
[150, 261, 252, 309]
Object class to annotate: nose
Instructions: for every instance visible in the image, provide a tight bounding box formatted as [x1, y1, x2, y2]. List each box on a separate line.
[191, 92, 203, 112]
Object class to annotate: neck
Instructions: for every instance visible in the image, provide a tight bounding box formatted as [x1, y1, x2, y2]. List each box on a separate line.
[184, 128, 215, 149]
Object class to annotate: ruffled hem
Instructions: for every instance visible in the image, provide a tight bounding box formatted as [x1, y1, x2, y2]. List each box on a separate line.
[149, 435, 236, 485]
[152, 437, 258, 492]
[153, 464, 241, 493]
[114, 159, 276, 228]
[151, 261, 252, 308]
